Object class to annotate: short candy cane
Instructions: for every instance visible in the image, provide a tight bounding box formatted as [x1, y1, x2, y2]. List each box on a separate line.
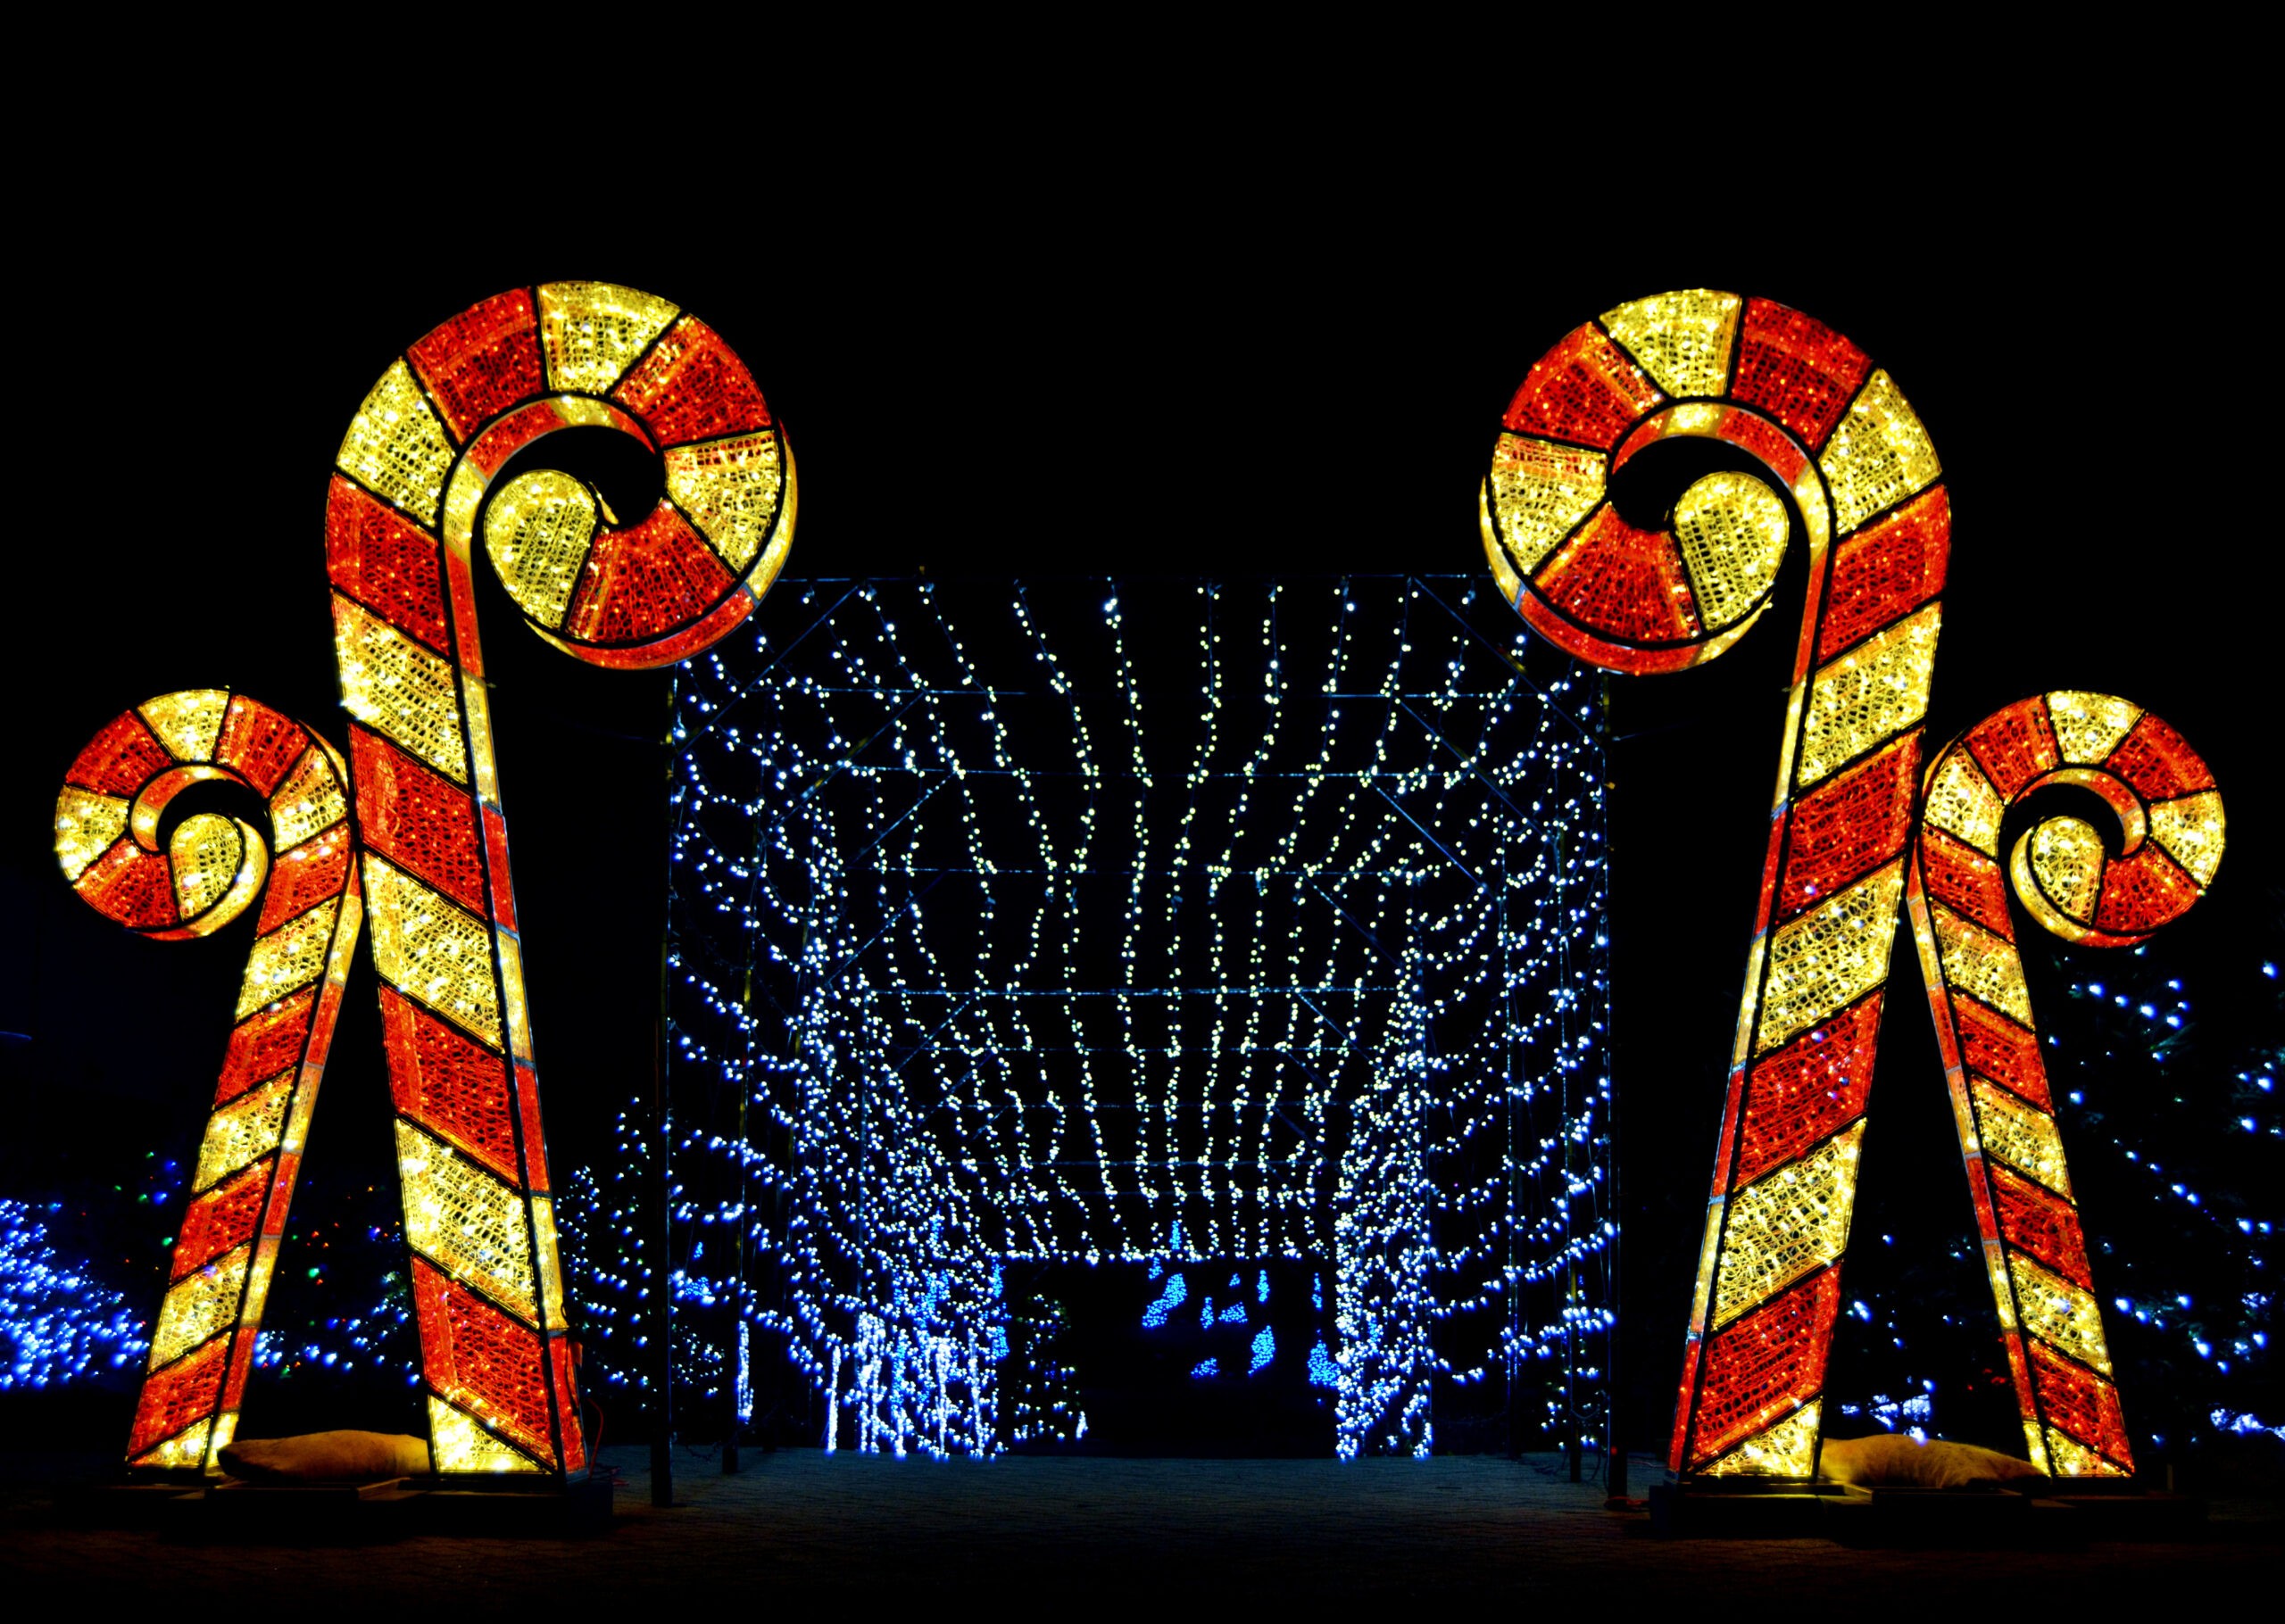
[1483, 290, 1950, 1476]
[1910, 692, 2223, 1476]
[55, 692, 361, 1471]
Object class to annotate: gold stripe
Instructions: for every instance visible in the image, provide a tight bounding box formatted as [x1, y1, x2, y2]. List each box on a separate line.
[364, 855, 502, 1048]
[2045, 1428, 2127, 1478]
[333, 593, 469, 783]
[537, 281, 679, 395]
[1971, 1074, 2072, 1197]
[2045, 690, 2140, 766]
[2011, 1252, 2112, 1377]
[1486, 435, 1606, 578]
[1711, 1122, 1864, 1327]
[1600, 289, 1740, 399]
[138, 690, 230, 763]
[151, 1243, 249, 1368]
[171, 815, 251, 923]
[1932, 904, 2033, 1025]
[236, 899, 340, 1019]
[1820, 369, 1940, 534]
[496, 932, 534, 1065]
[268, 747, 348, 851]
[529, 1195, 568, 1332]
[2020, 816, 2104, 926]
[194, 1072, 292, 1190]
[337, 359, 455, 524]
[664, 431, 783, 571]
[2149, 791, 2224, 886]
[1702, 1399, 1821, 1478]
[1756, 862, 1904, 1054]
[55, 786, 128, 881]
[1797, 604, 1939, 787]
[428, 1395, 544, 1473]
[1674, 472, 1787, 634]
[396, 1121, 536, 1322]
[483, 469, 598, 630]
[133, 1418, 212, 1471]
[1924, 747, 2006, 857]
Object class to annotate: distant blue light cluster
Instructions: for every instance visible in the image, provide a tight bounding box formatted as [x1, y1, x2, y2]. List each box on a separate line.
[0, 1199, 145, 1390]
[1142, 1256, 1291, 1380]
[1142, 1272, 1188, 1330]
[2211, 1407, 2284, 1441]
[1865, 1383, 1935, 1433]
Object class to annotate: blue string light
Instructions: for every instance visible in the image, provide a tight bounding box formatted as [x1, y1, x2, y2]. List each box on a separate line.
[567, 576, 1617, 1459]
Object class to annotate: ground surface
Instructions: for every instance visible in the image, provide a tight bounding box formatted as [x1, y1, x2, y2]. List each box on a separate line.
[3, 1447, 2277, 1601]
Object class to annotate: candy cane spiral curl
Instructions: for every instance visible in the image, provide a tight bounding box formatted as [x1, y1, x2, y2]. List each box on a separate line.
[55, 692, 362, 1471]
[1910, 692, 2224, 1476]
[328, 283, 795, 1475]
[1483, 292, 1944, 681]
[1483, 293, 1950, 1478]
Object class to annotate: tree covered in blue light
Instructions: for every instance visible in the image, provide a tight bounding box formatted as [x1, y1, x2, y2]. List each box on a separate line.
[1828, 932, 2280, 1462]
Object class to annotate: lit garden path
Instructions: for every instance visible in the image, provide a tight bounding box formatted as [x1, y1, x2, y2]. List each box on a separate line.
[3, 1447, 2277, 1599]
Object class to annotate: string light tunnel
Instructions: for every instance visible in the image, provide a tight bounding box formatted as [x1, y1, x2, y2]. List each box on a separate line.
[615, 574, 1616, 1459]
[1482, 289, 2231, 1481]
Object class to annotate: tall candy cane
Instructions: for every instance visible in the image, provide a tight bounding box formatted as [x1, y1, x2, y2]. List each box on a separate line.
[1911, 692, 2223, 1475]
[1483, 293, 2223, 1480]
[60, 283, 794, 1476]
[55, 693, 361, 1471]
[1483, 290, 1943, 1478]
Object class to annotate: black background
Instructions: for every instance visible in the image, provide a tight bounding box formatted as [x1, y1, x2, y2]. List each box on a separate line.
[4, 144, 2275, 1457]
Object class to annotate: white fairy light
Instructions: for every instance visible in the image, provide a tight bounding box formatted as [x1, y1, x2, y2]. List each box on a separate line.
[570, 576, 1613, 1460]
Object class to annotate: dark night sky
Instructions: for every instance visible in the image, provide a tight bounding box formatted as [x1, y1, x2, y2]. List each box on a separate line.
[4, 138, 2275, 1446]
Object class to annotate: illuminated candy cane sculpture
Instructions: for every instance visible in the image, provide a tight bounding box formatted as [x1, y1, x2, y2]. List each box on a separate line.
[1910, 693, 2222, 1475]
[1481, 293, 2223, 1480]
[56, 696, 361, 1471]
[58, 283, 794, 1476]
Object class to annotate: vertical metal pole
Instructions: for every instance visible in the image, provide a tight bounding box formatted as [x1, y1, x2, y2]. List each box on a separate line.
[1503, 836, 1518, 1460]
[1558, 816, 1582, 1484]
[1600, 671, 1626, 1499]
[1606, 1130, 1626, 1494]
[651, 680, 677, 1507]
[724, 982, 749, 1476]
[1567, 1255, 1583, 1479]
